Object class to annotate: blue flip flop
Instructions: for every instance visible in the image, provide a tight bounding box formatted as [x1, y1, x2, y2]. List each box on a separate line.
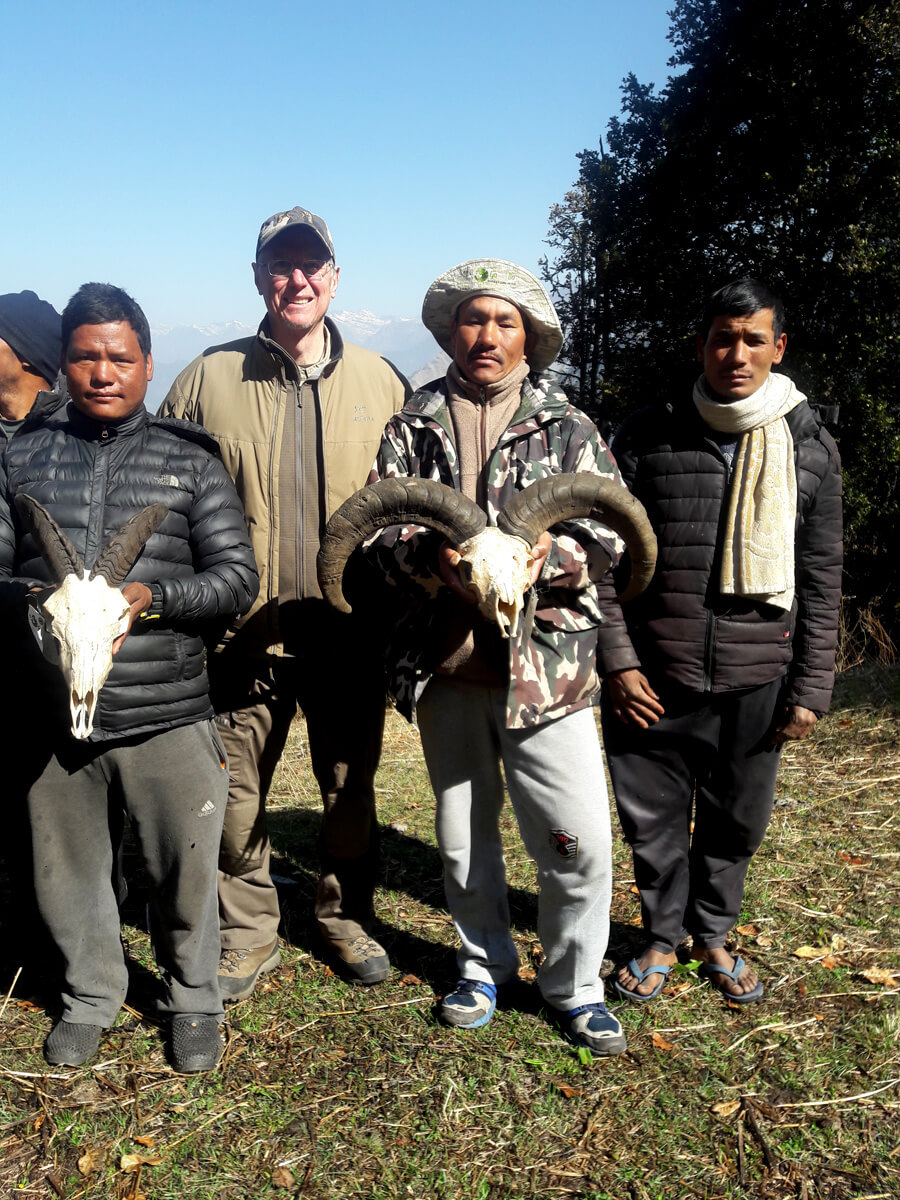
[611, 958, 673, 1004]
[698, 955, 764, 1004]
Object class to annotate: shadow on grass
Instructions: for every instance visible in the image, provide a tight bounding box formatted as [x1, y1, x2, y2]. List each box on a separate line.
[266, 806, 638, 992]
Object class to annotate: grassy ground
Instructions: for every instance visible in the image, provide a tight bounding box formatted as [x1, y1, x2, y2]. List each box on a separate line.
[1, 664, 898, 1199]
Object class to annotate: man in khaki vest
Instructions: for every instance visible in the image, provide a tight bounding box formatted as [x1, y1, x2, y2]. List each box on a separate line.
[161, 208, 409, 997]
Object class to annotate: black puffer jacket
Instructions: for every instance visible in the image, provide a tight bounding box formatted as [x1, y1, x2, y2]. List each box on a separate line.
[0, 403, 259, 741]
[596, 395, 842, 715]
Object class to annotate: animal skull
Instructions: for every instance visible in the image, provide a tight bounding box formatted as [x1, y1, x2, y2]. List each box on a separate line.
[15, 495, 167, 741]
[316, 473, 658, 637]
[454, 527, 533, 638]
[41, 573, 133, 740]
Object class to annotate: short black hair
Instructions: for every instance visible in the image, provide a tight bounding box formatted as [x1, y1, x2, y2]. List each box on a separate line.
[700, 277, 784, 341]
[61, 283, 152, 358]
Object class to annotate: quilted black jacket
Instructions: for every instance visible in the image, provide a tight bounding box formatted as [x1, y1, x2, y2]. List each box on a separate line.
[0, 403, 259, 741]
[596, 394, 842, 715]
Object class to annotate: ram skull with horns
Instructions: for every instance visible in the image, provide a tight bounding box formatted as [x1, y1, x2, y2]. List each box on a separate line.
[316, 472, 657, 637]
[16, 494, 167, 740]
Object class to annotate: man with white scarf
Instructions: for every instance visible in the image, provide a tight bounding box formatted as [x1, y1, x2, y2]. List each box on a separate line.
[596, 278, 842, 1005]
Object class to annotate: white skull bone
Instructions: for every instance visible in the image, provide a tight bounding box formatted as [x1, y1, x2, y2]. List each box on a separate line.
[455, 527, 534, 638]
[42, 572, 132, 740]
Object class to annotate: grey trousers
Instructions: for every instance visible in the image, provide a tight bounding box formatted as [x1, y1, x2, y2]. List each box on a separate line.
[208, 651, 385, 949]
[417, 678, 613, 1011]
[601, 678, 784, 953]
[28, 721, 228, 1027]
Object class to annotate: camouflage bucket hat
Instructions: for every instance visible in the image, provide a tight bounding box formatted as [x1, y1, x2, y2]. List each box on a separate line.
[421, 259, 563, 373]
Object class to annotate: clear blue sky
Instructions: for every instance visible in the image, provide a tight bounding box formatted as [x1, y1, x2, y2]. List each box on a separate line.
[2, 0, 675, 329]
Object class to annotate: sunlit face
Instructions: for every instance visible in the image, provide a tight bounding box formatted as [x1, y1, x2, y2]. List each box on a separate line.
[65, 322, 152, 421]
[450, 295, 536, 386]
[253, 228, 339, 346]
[698, 308, 787, 401]
[0, 338, 25, 403]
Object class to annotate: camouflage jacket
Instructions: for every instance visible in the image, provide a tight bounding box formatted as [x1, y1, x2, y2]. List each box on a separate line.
[365, 373, 625, 729]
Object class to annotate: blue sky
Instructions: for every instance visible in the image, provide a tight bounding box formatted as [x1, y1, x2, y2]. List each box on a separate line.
[3, 0, 675, 328]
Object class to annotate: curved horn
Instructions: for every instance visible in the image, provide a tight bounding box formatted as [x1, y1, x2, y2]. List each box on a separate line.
[317, 477, 487, 613]
[90, 503, 168, 587]
[496, 473, 657, 603]
[14, 494, 85, 583]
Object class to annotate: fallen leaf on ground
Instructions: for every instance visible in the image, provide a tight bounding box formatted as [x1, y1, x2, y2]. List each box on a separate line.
[399, 973, 422, 986]
[77, 1147, 104, 1176]
[711, 1100, 741, 1117]
[838, 851, 865, 865]
[820, 955, 837, 969]
[830, 934, 848, 952]
[793, 945, 827, 959]
[860, 967, 898, 987]
[133, 1135, 155, 1147]
[797, 982, 808, 997]
[736, 924, 759, 936]
[652, 1032, 675, 1052]
[556, 1081, 584, 1098]
[756, 935, 774, 948]
[272, 1166, 296, 1188]
[120, 1153, 162, 1172]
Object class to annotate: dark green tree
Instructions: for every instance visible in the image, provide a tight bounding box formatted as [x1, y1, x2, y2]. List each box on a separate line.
[544, 0, 900, 620]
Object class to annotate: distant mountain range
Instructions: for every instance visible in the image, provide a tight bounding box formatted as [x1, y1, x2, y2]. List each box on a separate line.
[146, 310, 447, 411]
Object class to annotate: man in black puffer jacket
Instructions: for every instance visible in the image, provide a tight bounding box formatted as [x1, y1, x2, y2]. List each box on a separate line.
[597, 278, 841, 1006]
[0, 284, 259, 1071]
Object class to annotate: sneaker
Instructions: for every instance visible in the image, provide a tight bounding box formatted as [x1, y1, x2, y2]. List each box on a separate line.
[327, 933, 390, 985]
[217, 939, 280, 1002]
[562, 1002, 627, 1056]
[44, 1021, 104, 1067]
[169, 1015, 223, 1074]
[439, 980, 497, 1029]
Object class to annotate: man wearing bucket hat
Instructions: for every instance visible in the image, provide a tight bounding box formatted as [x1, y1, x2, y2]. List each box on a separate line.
[363, 259, 630, 1055]
[161, 208, 410, 996]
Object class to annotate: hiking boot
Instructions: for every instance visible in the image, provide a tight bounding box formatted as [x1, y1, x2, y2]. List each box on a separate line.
[439, 980, 497, 1029]
[327, 933, 390, 985]
[562, 1002, 627, 1056]
[169, 1015, 223, 1074]
[217, 939, 280, 1002]
[44, 1021, 104, 1067]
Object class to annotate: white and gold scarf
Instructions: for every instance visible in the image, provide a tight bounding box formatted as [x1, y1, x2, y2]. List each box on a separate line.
[693, 372, 805, 611]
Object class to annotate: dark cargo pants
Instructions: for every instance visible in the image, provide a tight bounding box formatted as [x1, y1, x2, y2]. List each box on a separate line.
[601, 678, 784, 953]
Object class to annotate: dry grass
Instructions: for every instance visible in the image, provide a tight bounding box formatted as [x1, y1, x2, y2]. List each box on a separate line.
[0, 664, 898, 1199]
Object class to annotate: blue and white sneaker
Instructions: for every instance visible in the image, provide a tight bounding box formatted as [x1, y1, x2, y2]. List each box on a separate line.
[563, 1002, 627, 1056]
[439, 980, 497, 1029]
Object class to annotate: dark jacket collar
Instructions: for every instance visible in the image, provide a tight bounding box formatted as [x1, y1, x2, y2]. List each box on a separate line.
[65, 401, 149, 441]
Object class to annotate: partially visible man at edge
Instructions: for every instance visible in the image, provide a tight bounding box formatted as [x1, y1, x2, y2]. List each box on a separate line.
[161, 208, 410, 998]
[0, 290, 64, 440]
[596, 277, 842, 1005]
[0, 289, 64, 990]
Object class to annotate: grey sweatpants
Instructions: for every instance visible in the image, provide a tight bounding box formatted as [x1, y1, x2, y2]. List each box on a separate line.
[417, 678, 613, 1011]
[28, 721, 228, 1027]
